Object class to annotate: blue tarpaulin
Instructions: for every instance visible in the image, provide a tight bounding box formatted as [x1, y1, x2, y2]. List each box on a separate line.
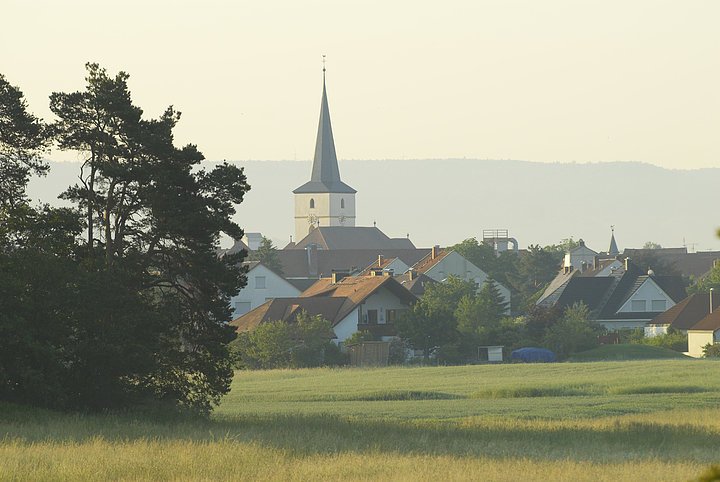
[511, 347, 557, 363]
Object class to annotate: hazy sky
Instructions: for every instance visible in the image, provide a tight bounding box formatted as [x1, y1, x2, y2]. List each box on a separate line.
[4, 1, 720, 168]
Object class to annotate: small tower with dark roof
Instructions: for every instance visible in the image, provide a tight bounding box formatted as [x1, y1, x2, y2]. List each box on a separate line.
[608, 226, 619, 256]
[293, 58, 356, 241]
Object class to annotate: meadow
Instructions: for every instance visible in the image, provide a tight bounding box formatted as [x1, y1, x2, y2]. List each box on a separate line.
[2, 359, 720, 481]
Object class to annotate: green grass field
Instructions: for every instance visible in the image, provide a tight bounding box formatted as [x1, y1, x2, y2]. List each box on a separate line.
[568, 344, 689, 362]
[3, 359, 720, 481]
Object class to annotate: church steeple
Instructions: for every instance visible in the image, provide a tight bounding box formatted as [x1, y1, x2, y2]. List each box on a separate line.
[608, 226, 619, 255]
[293, 60, 356, 194]
[293, 58, 358, 242]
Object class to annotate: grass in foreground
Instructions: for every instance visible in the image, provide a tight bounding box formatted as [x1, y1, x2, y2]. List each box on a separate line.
[2, 360, 720, 481]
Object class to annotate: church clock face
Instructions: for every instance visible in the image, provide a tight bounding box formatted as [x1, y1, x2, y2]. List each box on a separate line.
[338, 214, 346, 225]
[307, 214, 318, 225]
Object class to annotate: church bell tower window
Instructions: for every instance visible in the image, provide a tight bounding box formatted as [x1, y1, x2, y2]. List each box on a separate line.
[341, 198, 345, 209]
[310, 198, 315, 209]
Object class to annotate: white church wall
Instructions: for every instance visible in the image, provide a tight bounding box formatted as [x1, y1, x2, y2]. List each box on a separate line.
[328, 193, 356, 226]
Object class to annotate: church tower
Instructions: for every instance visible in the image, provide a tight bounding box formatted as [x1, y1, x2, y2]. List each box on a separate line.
[293, 62, 356, 242]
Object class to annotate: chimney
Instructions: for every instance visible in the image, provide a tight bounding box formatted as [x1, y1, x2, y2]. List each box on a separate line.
[711, 288, 714, 314]
[431, 245, 440, 259]
[624, 257, 631, 271]
[307, 244, 319, 277]
[378, 254, 384, 267]
[408, 269, 416, 280]
[331, 271, 348, 283]
[580, 261, 587, 273]
[593, 256, 599, 270]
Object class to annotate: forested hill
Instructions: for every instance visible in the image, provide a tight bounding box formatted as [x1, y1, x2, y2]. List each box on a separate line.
[30, 159, 720, 252]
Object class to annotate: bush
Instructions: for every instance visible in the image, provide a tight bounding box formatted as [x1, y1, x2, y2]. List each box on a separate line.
[542, 303, 602, 359]
[231, 312, 342, 369]
[639, 329, 687, 353]
[703, 343, 720, 358]
[388, 338, 410, 365]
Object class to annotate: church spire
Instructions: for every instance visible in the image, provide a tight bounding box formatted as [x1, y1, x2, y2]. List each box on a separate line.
[608, 225, 619, 255]
[294, 57, 356, 194]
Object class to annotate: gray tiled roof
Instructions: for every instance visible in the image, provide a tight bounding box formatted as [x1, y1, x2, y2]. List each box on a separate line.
[291, 227, 416, 251]
[293, 79, 355, 194]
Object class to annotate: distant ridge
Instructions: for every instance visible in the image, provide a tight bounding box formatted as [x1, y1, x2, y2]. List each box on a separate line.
[29, 159, 720, 251]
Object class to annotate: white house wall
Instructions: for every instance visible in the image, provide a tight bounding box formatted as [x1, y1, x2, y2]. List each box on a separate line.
[333, 285, 413, 343]
[564, 245, 598, 270]
[617, 278, 675, 314]
[230, 264, 301, 318]
[359, 286, 410, 324]
[687, 330, 715, 358]
[333, 308, 360, 343]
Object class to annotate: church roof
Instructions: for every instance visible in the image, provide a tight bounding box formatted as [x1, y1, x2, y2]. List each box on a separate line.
[290, 226, 415, 251]
[294, 73, 356, 194]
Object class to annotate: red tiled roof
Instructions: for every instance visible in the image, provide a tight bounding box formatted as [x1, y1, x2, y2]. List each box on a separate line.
[690, 309, 720, 332]
[230, 274, 417, 332]
[650, 293, 720, 330]
[410, 248, 450, 274]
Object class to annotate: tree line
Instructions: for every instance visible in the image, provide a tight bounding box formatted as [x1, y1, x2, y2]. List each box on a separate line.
[0, 65, 249, 414]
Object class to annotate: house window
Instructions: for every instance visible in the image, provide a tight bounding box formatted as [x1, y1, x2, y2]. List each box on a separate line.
[386, 309, 397, 323]
[234, 301, 251, 316]
[631, 300, 646, 312]
[651, 300, 666, 311]
[310, 198, 315, 209]
[341, 198, 345, 209]
[255, 276, 266, 289]
[367, 309, 378, 324]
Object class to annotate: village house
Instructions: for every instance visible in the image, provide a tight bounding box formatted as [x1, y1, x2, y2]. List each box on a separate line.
[228, 261, 301, 318]
[644, 292, 720, 337]
[230, 272, 417, 343]
[409, 247, 512, 313]
[687, 308, 720, 357]
[538, 257, 687, 331]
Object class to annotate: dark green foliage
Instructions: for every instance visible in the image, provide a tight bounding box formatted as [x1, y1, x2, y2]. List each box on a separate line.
[449, 238, 568, 314]
[456, 279, 509, 344]
[394, 277, 476, 359]
[248, 236, 283, 274]
[622, 328, 688, 353]
[689, 263, 720, 294]
[0, 74, 50, 209]
[231, 312, 345, 369]
[702, 343, 720, 358]
[523, 305, 561, 343]
[639, 329, 688, 353]
[388, 338, 409, 365]
[0, 65, 249, 415]
[542, 302, 602, 359]
[344, 330, 376, 346]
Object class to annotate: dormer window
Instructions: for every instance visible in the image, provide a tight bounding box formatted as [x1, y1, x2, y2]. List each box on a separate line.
[309, 198, 315, 209]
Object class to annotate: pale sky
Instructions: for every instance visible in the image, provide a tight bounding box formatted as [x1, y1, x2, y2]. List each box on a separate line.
[4, 0, 720, 168]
